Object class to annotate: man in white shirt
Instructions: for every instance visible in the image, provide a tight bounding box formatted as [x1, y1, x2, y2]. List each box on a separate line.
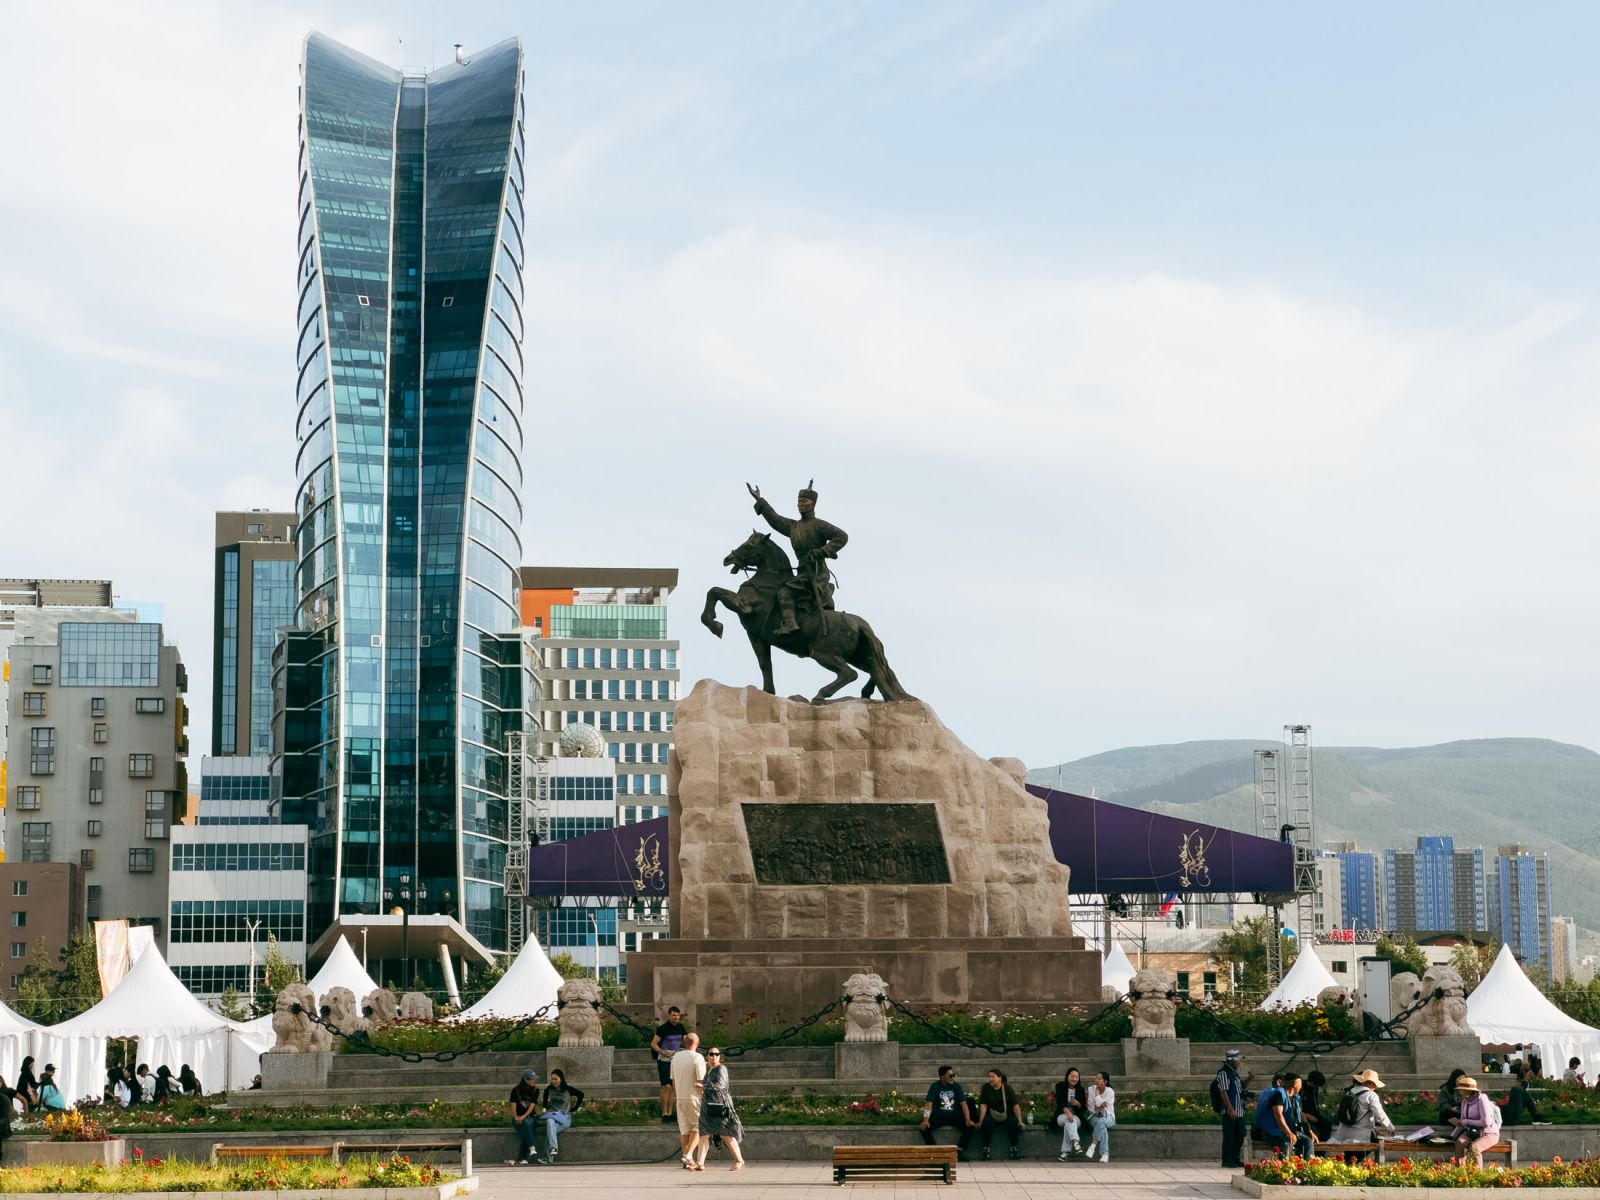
[669, 1031, 707, 1167]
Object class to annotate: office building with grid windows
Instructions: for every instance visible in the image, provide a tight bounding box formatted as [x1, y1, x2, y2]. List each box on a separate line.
[1493, 844, 1553, 976]
[533, 757, 624, 979]
[1, 621, 187, 943]
[521, 568, 679, 799]
[168, 757, 308, 1000]
[277, 34, 532, 956]
[213, 513, 296, 757]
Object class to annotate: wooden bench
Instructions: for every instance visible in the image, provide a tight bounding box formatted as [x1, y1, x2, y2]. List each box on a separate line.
[1317, 1141, 1380, 1162]
[832, 1145, 957, 1185]
[211, 1144, 337, 1165]
[1381, 1139, 1517, 1166]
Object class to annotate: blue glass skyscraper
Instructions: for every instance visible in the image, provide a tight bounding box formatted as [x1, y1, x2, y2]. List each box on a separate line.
[279, 34, 531, 952]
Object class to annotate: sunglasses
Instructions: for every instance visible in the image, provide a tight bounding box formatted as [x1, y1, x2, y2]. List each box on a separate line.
[706, 1051, 722, 1057]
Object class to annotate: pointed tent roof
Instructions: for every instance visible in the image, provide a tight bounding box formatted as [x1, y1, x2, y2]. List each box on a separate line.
[1260, 946, 1338, 1009]
[0, 996, 42, 1034]
[459, 933, 564, 1021]
[306, 935, 379, 1001]
[1102, 938, 1137, 993]
[1467, 944, 1600, 1066]
[47, 945, 231, 1038]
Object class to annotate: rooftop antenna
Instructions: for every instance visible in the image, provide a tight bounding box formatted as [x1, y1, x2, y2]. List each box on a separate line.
[454, 42, 466, 65]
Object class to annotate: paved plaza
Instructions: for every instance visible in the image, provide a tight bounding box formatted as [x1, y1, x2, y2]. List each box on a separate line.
[470, 1160, 1240, 1200]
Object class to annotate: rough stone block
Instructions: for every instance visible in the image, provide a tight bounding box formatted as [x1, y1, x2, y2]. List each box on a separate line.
[261, 1051, 334, 1091]
[1122, 1037, 1192, 1080]
[546, 1045, 614, 1084]
[836, 1040, 901, 1080]
[1410, 1034, 1481, 1078]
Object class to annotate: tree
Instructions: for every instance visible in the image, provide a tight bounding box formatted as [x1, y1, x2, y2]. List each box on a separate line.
[1215, 916, 1297, 999]
[252, 933, 304, 1014]
[459, 955, 505, 1009]
[217, 986, 252, 1021]
[1449, 942, 1492, 991]
[11, 937, 57, 1023]
[54, 931, 103, 1021]
[1375, 935, 1429, 977]
[548, 952, 626, 1004]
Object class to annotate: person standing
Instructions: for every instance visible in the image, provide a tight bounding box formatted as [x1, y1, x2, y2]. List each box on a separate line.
[505, 1068, 541, 1165]
[920, 1065, 975, 1160]
[650, 1006, 687, 1124]
[1054, 1067, 1088, 1160]
[1450, 1076, 1502, 1167]
[670, 1031, 707, 1169]
[1086, 1072, 1117, 1162]
[693, 1047, 746, 1171]
[1215, 1050, 1246, 1168]
[976, 1069, 1023, 1161]
[540, 1069, 584, 1163]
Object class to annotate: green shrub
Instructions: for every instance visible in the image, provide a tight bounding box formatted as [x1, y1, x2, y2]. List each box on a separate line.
[0, 1154, 450, 1193]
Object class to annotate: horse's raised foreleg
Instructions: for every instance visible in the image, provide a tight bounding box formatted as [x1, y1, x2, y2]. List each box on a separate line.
[809, 652, 858, 704]
[701, 587, 745, 638]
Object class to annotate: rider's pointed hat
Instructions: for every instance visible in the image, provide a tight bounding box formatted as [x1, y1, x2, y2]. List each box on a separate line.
[798, 478, 817, 501]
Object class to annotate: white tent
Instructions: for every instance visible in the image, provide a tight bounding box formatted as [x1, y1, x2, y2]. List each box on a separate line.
[1101, 939, 1137, 994]
[0, 999, 42, 1101]
[458, 934, 563, 1021]
[306, 935, 379, 1002]
[1467, 944, 1600, 1074]
[1260, 946, 1338, 1009]
[37, 946, 263, 1096]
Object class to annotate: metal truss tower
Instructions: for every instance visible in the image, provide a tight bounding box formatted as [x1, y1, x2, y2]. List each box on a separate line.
[1254, 748, 1286, 985]
[1284, 724, 1317, 948]
[504, 732, 553, 958]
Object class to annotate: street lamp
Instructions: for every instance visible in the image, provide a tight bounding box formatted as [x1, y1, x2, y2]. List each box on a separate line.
[585, 910, 600, 982]
[245, 918, 263, 999]
[382, 873, 428, 991]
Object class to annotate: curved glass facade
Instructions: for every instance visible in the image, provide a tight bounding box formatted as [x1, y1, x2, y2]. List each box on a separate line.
[285, 33, 529, 951]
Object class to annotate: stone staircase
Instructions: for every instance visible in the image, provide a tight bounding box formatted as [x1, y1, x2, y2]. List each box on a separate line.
[234, 1040, 1438, 1108]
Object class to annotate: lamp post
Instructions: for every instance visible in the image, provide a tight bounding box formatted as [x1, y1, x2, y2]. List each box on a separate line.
[585, 910, 600, 981]
[245, 918, 263, 999]
[383, 873, 428, 991]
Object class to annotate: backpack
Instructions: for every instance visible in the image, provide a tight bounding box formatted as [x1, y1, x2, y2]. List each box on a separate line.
[1209, 1076, 1225, 1113]
[1336, 1086, 1363, 1127]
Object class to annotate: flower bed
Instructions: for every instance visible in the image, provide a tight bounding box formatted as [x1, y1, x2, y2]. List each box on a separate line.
[1247, 1154, 1600, 1189]
[0, 1153, 453, 1193]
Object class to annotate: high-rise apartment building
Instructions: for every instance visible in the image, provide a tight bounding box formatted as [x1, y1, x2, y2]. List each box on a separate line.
[1383, 836, 1487, 934]
[521, 568, 680, 799]
[213, 513, 296, 757]
[0, 863, 84, 998]
[2, 622, 187, 940]
[1308, 852, 1343, 935]
[1493, 844, 1553, 974]
[278, 34, 531, 953]
[1551, 915, 1578, 982]
[1324, 842, 1382, 931]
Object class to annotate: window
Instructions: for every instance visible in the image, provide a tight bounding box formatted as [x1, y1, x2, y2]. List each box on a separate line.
[7, 977, 17, 990]
[145, 791, 167, 815]
[10, 883, 25, 899]
[93, 724, 108, 743]
[246, 522, 265, 535]
[58, 623, 160, 687]
[31, 665, 51, 684]
[134, 697, 165, 715]
[9, 914, 24, 928]
[29, 754, 53, 776]
[21, 693, 45, 716]
[144, 819, 167, 840]
[20, 822, 50, 864]
[86, 821, 102, 837]
[79, 849, 94, 869]
[14, 788, 39, 812]
[90, 697, 106, 717]
[1203, 971, 1218, 998]
[1332, 960, 1349, 974]
[128, 849, 155, 873]
[1176, 971, 1191, 996]
[128, 754, 154, 778]
[8, 944, 23, 959]
[86, 886, 101, 920]
[87, 789, 103, 806]
[30, 728, 55, 751]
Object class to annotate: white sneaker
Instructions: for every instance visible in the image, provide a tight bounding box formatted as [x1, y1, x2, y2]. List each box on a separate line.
[1101, 1154, 1111, 1163]
[1058, 1153, 1069, 1161]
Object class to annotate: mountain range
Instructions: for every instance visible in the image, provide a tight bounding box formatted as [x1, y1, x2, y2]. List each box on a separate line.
[1027, 737, 1600, 931]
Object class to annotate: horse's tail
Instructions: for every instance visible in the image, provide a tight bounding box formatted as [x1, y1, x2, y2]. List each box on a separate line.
[857, 619, 911, 702]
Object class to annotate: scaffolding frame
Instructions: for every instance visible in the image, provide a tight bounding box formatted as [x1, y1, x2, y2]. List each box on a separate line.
[504, 732, 553, 958]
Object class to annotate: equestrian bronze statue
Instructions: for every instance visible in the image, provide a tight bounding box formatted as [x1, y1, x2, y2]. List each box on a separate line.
[701, 481, 912, 703]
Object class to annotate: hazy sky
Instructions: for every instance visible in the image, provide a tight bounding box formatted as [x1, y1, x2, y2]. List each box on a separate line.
[2, 2, 1597, 770]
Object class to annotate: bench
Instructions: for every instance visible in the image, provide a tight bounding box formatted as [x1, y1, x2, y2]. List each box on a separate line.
[212, 1139, 471, 1174]
[832, 1145, 957, 1185]
[1381, 1139, 1517, 1166]
[1318, 1141, 1380, 1162]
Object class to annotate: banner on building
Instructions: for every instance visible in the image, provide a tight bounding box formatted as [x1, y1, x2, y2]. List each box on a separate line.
[94, 920, 130, 996]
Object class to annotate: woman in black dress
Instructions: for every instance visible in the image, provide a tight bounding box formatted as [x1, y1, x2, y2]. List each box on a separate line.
[693, 1047, 745, 1171]
[15, 1058, 37, 1113]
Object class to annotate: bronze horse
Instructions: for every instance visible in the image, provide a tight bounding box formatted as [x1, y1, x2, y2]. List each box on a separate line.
[702, 531, 912, 703]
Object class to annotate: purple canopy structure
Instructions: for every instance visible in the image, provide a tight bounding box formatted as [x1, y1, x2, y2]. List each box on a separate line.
[528, 816, 669, 898]
[1027, 785, 1294, 894]
[526, 792, 1292, 898]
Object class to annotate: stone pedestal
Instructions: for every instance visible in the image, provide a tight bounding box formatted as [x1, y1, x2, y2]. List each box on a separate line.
[1409, 1034, 1480, 1077]
[627, 681, 1099, 1023]
[17, 1138, 126, 1168]
[261, 1050, 334, 1090]
[1122, 1037, 1191, 1080]
[547, 1044, 615, 1085]
[836, 1041, 900, 1080]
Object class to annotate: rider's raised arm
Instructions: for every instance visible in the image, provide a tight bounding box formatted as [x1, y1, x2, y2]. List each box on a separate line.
[753, 495, 794, 536]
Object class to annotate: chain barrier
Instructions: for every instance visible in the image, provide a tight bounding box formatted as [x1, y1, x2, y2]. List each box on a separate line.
[880, 993, 1131, 1055]
[599, 997, 847, 1059]
[1171, 986, 1442, 1057]
[290, 1000, 559, 1063]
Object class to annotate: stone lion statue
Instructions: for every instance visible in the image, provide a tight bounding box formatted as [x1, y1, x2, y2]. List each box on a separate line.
[1389, 971, 1425, 1035]
[363, 988, 399, 1025]
[270, 983, 317, 1053]
[1102, 985, 1123, 1005]
[320, 986, 364, 1034]
[1317, 984, 1361, 1018]
[1416, 964, 1474, 1037]
[1129, 967, 1177, 1038]
[556, 977, 605, 1047]
[399, 992, 434, 1020]
[842, 973, 889, 1043]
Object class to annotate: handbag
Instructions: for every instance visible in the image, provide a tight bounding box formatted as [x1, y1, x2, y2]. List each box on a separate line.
[704, 1102, 730, 1121]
